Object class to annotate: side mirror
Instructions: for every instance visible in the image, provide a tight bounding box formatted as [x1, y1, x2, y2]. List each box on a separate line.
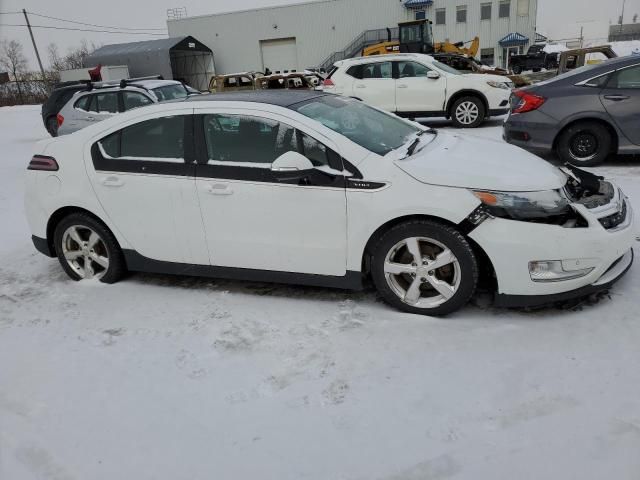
[427, 71, 440, 80]
[271, 151, 314, 172]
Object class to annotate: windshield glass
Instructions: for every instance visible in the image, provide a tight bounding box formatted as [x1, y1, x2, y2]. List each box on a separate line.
[152, 84, 188, 102]
[432, 61, 462, 75]
[292, 95, 421, 156]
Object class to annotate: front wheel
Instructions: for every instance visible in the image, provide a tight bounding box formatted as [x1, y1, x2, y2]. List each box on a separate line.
[556, 121, 612, 167]
[512, 64, 523, 74]
[370, 220, 479, 316]
[53, 213, 126, 284]
[450, 96, 485, 128]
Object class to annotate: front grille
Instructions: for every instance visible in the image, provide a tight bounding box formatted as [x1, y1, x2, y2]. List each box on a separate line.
[599, 200, 627, 230]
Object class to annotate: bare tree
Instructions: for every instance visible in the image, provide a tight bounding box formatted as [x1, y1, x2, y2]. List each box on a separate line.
[0, 39, 28, 103]
[47, 40, 97, 73]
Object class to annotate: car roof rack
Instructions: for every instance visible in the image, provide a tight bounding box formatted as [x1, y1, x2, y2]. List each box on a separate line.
[85, 75, 164, 92]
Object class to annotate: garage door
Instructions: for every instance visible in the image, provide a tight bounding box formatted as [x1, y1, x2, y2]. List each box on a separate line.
[260, 38, 298, 73]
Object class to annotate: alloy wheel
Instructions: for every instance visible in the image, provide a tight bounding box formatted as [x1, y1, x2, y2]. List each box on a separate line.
[455, 101, 480, 125]
[383, 236, 461, 309]
[61, 225, 110, 280]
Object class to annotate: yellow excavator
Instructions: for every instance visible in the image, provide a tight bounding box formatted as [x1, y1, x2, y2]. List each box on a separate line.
[362, 20, 480, 58]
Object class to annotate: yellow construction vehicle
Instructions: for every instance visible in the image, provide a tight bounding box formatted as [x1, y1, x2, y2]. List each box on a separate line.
[362, 19, 480, 59]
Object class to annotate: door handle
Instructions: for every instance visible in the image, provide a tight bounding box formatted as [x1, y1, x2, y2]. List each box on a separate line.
[100, 175, 124, 187]
[206, 183, 234, 195]
[603, 95, 630, 101]
[355, 84, 366, 89]
[397, 84, 408, 89]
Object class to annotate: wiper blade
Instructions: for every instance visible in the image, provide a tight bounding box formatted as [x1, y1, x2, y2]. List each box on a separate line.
[407, 137, 421, 156]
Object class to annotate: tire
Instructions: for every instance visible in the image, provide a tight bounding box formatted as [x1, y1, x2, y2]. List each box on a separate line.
[46, 116, 58, 137]
[512, 64, 523, 74]
[532, 67, 542, 72]
[556, 121, 613, 167]
[449, 96, 485, 128]
[370, 220, 478, 316]
[53, 212, 126, 284]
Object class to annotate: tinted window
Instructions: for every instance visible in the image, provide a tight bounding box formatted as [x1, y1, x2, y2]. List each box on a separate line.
[203, 115, 298, 165]
[96, 92, 118, 113]
[293, 95, 421, 156]
[346, 65, 363, 79]
[117, 116, 184, 159]
[361, 62, 392, 79]
[74, 95, 91, 111]
[123, 91, 153, 110]
[397, 61, 431, 78]
[610, 65, 640, 89]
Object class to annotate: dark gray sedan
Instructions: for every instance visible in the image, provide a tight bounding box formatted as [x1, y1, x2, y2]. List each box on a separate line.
[504, 55, 640, 166]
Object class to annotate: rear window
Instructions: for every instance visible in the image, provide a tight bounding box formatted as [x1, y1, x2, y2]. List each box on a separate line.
[152, 84, 188, 102]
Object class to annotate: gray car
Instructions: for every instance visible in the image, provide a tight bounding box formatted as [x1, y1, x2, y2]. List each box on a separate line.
[56, 79, 192, 135]
[504, 55, 640, 166]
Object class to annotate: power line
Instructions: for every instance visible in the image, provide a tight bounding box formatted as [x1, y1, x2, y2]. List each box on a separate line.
[0, 24, 167, 35]
[26, 11, 167, 31]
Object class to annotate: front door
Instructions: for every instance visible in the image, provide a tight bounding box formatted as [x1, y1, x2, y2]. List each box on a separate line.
[394, 60, 447, 113]
[599, 63, 640, 145]
[194, 110, 347, 276]
[86, 110, 209, 265]
[352, 61, 396, 111]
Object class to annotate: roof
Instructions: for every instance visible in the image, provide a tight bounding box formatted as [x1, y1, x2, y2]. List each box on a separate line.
[499, 32, 529, 47]
[404, 0, 433, 8]
[186, 90, 330, 107]
[338, 53, 435, 64]
[88, 36, 211, 59]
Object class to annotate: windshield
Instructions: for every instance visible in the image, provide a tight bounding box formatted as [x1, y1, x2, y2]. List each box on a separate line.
[291, 95, 421, 156]
[152, 84, 188, 102]
[432, 61, 462, 75]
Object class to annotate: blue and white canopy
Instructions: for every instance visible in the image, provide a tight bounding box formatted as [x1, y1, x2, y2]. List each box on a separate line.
[499, 32, 529, 47]
[404, 0, 433, 9]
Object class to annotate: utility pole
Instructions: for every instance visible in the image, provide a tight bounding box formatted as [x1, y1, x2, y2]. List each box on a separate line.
[22, 9, 45, 78]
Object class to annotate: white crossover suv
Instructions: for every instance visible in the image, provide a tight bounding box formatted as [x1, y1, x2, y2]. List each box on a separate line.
[25, 91, 634, 316]
[324, 53, 513, 128]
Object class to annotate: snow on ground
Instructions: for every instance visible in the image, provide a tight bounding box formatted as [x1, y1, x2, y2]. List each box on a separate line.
[1, 106, 640, 480]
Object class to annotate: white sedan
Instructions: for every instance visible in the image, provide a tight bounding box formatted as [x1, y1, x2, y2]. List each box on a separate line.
[24, 91, 635, 315]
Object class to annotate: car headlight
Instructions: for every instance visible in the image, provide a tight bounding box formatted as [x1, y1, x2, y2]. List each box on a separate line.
[486, 80, 511, 90]
[471, 189, 572, 220]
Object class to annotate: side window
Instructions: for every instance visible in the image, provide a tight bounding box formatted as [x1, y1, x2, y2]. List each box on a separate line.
[95, 92, 118, 114]
[224, 77, 238, 87]
[239, 76, 254, 86]
[74, 95, 91, 111]
[362, 62, 392, 79]
[299, 132, 330, 167]
[203, 114, 297, 165]
[98, 116, 184, 160]
[397, 61, 431, 78]
[609, 65, 640, 89]
[346, 65, 363, 79]
[123, 91, 153, 111]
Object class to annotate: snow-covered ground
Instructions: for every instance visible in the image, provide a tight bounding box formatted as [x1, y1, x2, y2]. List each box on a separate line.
[1, 106, 640, 480]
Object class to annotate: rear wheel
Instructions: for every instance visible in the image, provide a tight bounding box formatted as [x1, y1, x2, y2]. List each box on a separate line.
[53, 213, 126, 284]
[556, 121, 612, 167]
[450, 96, 485, 128]
[512, 64, 523, 74]
[370, 220, 478, 316]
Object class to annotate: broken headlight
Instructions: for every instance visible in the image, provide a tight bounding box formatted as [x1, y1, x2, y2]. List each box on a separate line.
[471, 189, 573, 221]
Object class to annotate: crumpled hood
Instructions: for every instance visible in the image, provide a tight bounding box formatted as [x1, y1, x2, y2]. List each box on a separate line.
[394, 131, 567, 192]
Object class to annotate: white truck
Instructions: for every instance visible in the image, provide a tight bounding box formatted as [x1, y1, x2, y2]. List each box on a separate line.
[59, 65, 130, 83]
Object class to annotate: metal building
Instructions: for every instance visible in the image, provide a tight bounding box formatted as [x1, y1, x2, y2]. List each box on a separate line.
[167, 0, 538, 73]
[84, 36, 215, 90]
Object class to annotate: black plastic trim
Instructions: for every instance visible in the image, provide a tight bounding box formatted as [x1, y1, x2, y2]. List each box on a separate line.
[494, 249, 633, 308]
[32, 235, 54, 257]
[489, 108, 510, 116]
[123, 250, 364, 290]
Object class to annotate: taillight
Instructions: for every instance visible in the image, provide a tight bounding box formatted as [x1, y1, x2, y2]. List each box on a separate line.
[323, 78, 335, 88]
[28, 155, 59, 171]
[512, 90, 546, 114]
[56, 113, 64, 127]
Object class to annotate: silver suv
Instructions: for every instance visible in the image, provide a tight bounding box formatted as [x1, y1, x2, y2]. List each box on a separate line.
[56, 78, 193, 135]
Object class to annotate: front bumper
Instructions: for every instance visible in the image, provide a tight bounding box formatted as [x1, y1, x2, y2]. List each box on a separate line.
[469, 185, 636, 302]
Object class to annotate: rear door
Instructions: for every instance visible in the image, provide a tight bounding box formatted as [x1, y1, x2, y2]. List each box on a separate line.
[600, 63, 640, 145]
[394, 60, 447, 114]
[351, 61, 396, 111]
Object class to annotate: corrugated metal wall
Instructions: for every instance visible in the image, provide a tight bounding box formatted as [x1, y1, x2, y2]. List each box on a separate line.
[167, 0, 537, 73]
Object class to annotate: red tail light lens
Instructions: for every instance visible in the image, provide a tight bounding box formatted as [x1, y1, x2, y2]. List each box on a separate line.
[56, 113, 64, 127]
[28, 155, 59, 171]
[323, 78, 335, 87]
[512, 90, 546, 114]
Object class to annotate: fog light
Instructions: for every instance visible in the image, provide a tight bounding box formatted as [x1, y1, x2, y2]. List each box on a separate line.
[529, 260, 594, 282]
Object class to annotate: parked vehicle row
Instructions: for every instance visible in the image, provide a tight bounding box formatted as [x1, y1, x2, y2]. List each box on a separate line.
[25, 91, 634, 316]
[504, 55, 640, 166]
[324, 53, 513, 128]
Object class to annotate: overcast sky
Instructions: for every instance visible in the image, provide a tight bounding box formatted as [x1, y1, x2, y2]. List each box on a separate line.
[1, 0, 638, 69]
